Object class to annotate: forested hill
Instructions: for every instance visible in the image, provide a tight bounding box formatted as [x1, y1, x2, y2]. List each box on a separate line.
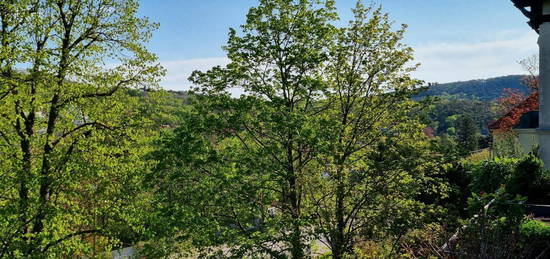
[165, 75, 527, 102]
[415, 75, 527, 100]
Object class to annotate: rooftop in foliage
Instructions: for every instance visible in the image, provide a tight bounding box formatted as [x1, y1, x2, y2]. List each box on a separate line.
[488, 92, 539, 131]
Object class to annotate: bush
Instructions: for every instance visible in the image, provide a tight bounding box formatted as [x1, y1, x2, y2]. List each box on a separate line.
[462, 149, 490, 164]
[520, 220, 550, 239]
[435, 192, 528, 258]
[467, 154, 550, 204]
[506, 154, 550, 204]
[403, 156, 550, 258]
[397, 192, 529, 258]
[440, 163, 472, 224]
[469, 158, 516, 194]
[519, 220, 550, 258]
[398, 223, 451, 258]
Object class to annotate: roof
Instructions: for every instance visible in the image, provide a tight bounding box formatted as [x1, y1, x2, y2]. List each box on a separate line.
[488, 92, 539, 131]
[511, 0, 535, 8]
[511, 0, 550, 32]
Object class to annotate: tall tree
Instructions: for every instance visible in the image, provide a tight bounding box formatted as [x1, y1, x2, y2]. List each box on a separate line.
[456, 115, 479, 152]
[156, 0, 338, 257]
[151, 1, 446, 258]
[0, 0, 162, 257]
[308, 3, 442, 257]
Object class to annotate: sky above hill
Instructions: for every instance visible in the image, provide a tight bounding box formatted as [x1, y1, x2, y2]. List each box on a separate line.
[138, 0, 539, 91]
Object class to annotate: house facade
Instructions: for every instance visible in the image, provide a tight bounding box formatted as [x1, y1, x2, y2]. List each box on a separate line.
[489, 93, 539, 155]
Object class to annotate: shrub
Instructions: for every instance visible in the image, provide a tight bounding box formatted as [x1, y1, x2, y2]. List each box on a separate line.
[398, 223, 451, 258]
[402, 155, 550, 258]
[462, 149, 490, 164]
[519, 220, 550, 258]
[506, 154, 550, 204]
[469, 158, 516, 194]
[439, 192, 528, 258]
[467, 154, 550, 204]
[520, 220, 550, 239]
[397, 192, 528, 258]
[440, 163, 472, 224]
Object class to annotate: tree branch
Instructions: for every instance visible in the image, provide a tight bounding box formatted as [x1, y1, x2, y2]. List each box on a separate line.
[41, 229, 100, 253]
[51, 121, 111, 147]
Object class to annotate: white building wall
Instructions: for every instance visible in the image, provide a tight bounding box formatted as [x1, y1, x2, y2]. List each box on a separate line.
[516, 129, 540, 154]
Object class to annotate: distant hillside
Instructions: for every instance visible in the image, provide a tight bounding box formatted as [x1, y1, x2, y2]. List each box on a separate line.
[167, 90, 190, 101]
[416, 75, 528, 100]
[164, 75, 528, 102]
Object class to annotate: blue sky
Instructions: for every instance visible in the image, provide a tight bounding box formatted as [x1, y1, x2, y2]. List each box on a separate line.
[138, 0, 539, 90]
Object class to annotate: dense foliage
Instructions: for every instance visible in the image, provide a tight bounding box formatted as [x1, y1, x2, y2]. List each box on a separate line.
[1, 0, 548, 258]
[0, 0, 163, 257]
[395, 155, 550, 259]
[147, 1, 450, 258]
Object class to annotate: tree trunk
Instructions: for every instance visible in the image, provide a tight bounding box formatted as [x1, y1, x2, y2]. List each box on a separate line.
[290, 221, 304, 258]
[289, 170, 305, 258]
[287, 133, 305, 258]
[332, 166, 346, 259]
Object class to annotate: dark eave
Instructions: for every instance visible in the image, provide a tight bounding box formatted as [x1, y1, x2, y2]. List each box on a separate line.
[512, 0, 534, 8]
[511, 0, 547, 32]
[515, 110, 539, 129]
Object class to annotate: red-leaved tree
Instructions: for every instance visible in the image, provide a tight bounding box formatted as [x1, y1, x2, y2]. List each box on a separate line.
[497, 55, 538, 115]
[490, 56, 539, 132]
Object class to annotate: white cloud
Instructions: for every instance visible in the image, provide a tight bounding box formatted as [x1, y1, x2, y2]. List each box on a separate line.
[412, 31, 539, 83]
[159, 30, 540, 91]
[160, 57, 230, 91]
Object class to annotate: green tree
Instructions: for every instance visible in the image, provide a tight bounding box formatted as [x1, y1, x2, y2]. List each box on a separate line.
[153, 0, 338, 257]
[158, 0, 338, 257]
[0, 0, 162, 257]
[150, 1, 447, 258]
[307, 4, 445, 257]
[456, 115, 479, 152]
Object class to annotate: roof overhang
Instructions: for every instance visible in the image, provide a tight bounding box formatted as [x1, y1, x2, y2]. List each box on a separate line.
[512, 0, 534, 8]
[511, 0, 550, 32]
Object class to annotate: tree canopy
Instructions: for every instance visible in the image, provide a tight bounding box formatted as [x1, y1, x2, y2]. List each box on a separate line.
[0, 0, 162, 257]
[149, 1, 448, 258]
